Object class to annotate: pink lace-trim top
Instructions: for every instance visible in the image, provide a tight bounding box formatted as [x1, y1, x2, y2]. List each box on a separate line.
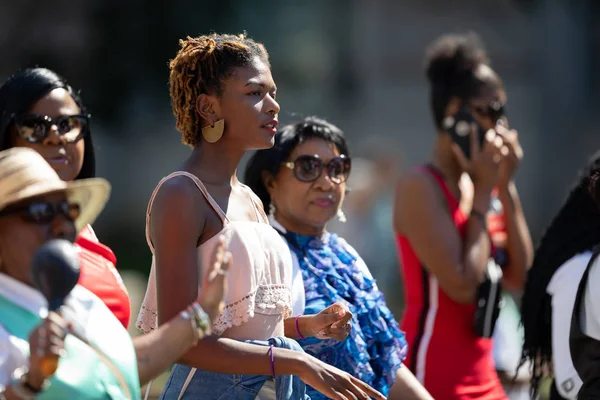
[136, 172, 292, 336]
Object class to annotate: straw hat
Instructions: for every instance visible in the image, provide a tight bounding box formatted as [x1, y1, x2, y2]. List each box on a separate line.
[0, 147, 111, 232]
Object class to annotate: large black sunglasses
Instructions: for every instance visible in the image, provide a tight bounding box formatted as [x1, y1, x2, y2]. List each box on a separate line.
[282, 154, 351, 184]
[0, 201, 81, 224]
[12, 113, 90, 144]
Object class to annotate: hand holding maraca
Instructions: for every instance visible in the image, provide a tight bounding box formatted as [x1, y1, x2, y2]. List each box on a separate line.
[25, 312, 71, 390]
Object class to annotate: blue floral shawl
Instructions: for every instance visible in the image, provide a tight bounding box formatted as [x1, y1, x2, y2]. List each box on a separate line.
[280, 229, 408, 398]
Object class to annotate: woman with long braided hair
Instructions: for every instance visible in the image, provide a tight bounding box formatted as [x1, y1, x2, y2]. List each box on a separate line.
[520, 151, 600, 399]
[136, 33, 384, 400]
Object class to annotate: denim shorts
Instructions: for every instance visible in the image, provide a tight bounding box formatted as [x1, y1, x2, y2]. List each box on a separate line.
[159, 337, 309, 400]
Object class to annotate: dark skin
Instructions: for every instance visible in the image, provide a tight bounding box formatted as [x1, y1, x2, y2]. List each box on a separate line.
[265, 138, 354, 340]
[10, 88, 85, 182]
[0, 192, 230, 399]
[0, 193, 77, 398]
[0, 193, 77, 283]
[265, 137, 433, 400]
[151, 57, 385, 400]
[153, 57, 283, 337]
[265, 138, 346, 236]
[394, 64, 533, 305]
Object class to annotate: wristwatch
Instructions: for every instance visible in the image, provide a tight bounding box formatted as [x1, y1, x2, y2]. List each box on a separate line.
[10, 367, 50, 399]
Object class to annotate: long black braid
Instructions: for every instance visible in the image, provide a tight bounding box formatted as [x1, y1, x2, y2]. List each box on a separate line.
[520, 151, 600, 398]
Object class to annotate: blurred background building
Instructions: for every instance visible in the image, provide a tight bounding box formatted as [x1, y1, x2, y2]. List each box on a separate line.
[1, 0, 598, 396]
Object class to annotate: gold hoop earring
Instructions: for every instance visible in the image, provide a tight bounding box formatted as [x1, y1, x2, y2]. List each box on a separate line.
[201, 119, 225, 143]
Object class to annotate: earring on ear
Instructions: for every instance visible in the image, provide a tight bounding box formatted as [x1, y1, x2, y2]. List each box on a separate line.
[268, 203, 276, 219]
[337, 208, 347, 223]
[201, 119, 225, 143]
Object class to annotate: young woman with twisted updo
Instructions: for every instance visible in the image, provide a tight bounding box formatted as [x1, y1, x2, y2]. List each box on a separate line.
[394, 32, 533, 399]
[136, 33, 384, 400]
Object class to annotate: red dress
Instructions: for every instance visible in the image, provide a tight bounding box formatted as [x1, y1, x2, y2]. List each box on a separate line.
[396, 166, 506, 400]
[75, 225, 131, 328]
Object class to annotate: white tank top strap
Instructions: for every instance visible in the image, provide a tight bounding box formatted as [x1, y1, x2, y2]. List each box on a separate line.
[145, 171, 230, 252]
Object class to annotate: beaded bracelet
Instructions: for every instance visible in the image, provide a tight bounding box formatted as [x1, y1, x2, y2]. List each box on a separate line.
[179, 309, 199, 346]
[179, 301, 211, 345]
[189, 302, 211, 336]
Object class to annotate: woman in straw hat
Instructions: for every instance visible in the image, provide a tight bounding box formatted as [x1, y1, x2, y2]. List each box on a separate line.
[0, 67, 131, 329]
[0, 147, 228, 399]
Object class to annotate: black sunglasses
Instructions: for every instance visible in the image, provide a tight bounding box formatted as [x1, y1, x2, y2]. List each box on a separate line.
[12, 113, 90, 144]
[0, 201, 81, 224]
[282, 154, 351, 184]
[472, 100, 506, 124]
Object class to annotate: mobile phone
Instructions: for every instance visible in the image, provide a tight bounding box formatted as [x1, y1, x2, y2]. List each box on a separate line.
[442, 105, 487, 159]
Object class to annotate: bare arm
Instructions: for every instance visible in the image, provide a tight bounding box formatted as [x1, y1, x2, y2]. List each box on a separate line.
[152, 177, 205, 327]
[284, 304, 352, 341]
[284, 315, 312, 339]
[181, 335, 305, 374]
[134, 310, 198, 386]
[387, 365, 433, 400]
[158, 330, 390, 400]
[181, 338, 385, 399]
[493, 126, 532, 290]
[150, 178, 384, 399]
[497, 182, 533, 290]
[394, 171, 490, 304]
[151, 177, 255, 373]
[135, 236, 231, 386]
[150, 179, 304, 373]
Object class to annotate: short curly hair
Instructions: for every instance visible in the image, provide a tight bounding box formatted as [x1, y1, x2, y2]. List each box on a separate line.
[169, 33, 270, 147]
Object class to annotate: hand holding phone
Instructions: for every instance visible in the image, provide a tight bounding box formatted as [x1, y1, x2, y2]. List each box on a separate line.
[442, 105, 487, 160]
[450, 120, 505, 195]
[495, 124, 523, 188]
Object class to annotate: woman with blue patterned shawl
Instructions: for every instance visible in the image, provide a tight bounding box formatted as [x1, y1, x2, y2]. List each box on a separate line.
[244, 117, 433, 400]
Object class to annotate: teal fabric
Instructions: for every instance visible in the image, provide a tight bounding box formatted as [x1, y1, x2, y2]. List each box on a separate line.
[0, 293, 141, 399]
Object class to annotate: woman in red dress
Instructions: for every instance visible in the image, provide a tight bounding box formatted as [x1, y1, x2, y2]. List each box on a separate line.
[393, 33, 533, 399]
[0, 67, 130, 328]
